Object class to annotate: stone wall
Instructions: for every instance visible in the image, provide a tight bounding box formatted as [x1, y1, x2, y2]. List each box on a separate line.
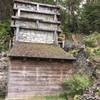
[7, 58, 74, 98]
[80, 80, 100, 100]
[0, 53, 8, 96]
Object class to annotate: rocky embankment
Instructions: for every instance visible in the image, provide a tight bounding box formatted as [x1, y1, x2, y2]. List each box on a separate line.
[80, 80, 100, 100]
[80, 59, 100, 100]
[0, 52, 8, 96]
[75, 49, 100, 100]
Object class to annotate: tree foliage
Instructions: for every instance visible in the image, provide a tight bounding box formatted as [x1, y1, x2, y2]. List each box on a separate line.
[63, 73, 93, 97]
[0, 0, 100, 51]
[59, 0, 82, 34]
[0, 0, 13, 20]
[31, 0, 55, 4]
[0, 20, 11, 52]
[0, 0, 99, 35]
[79, 0, 100, 34]
[59, 0, 100, 34]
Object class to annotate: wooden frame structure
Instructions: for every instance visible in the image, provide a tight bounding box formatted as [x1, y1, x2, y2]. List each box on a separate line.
[11, 0, 61, 44]
[6, 0, 75, 99]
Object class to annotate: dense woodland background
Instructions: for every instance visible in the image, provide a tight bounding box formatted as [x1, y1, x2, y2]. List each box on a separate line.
[0, 0, 100, 51]
[0, 0, 100, 99]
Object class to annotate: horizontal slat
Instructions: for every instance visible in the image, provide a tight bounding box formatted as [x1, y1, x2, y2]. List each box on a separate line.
[11, 25, 61, 33]
[12, 16, 61, 25]
[7, 90, 61, 96]
[13, 8, 60, 16]
[14, 0, 60, 9]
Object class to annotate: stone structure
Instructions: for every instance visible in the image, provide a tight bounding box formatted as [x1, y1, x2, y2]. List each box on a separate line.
[6, 0, 75, 99]
[0, 53, 8, 96]
[80, 80, 100, 100]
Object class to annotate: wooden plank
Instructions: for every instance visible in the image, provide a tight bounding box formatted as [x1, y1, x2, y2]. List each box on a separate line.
[17, 9, 21, 17]
[54, 31, 58, 45]
[14, 0, 60, 9]
[11, 25, 61, 33]
[37, 4, 39, 11]
[11, 16, 61, 24]
[13, 8, 60, 16]
[16, 27, 20, 41]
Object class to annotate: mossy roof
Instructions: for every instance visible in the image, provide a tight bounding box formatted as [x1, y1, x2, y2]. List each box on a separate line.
[9, 42, 75, 60]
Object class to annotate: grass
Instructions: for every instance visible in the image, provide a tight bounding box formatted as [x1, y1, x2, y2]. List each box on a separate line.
[45, 96, 66, 100]
[3, 96, 66, 100]
[25, 96, 66, 100]
[0, 96, 66, 100]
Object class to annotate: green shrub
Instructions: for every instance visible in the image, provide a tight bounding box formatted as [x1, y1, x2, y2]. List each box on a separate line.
[95, 48, 100, 56]
[84, 32, 100, 47]
[85, 39, 96, 47]
[74, 95, 80, 100]
[0, 20, 11, 52]
[63, 73, 93, 97]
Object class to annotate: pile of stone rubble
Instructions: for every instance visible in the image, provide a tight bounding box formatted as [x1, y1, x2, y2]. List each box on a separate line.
[0, 52, 8, 96]
[80, 80, 100, 100]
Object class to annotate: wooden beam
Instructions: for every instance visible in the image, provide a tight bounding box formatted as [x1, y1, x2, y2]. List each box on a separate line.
[36, 20, 39, 28]
[37, 4, 39, 11]
[54, 31, 58, 45]
[15, 26, 20, 41]
[11, 25, 61, 33]
[12, 16, 61, 25]
[14, 0, 60, 9]
[13, 8, 60, 16]
[54, 14, 57, 21]
[17, 9, 21, 17]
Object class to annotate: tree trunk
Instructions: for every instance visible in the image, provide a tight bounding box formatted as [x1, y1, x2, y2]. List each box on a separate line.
[0, 0, 13, 20]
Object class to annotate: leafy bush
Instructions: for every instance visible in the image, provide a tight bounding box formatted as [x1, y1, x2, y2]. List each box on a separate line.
[84, 32, 100, 47]
[95, 48, 100, 56]
[63, 73, 93, 97]
[0, 20, 11, 52]
[74, 95, 80, 100]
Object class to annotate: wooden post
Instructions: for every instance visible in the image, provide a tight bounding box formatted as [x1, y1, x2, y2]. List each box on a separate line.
[62, 41, 65, 48]
[54, 14, 57, 21]
[14, 3, 16, 9]
[54, 31, 58, 45]
[16, 26, 20, 41]
[9, 40, 12, 49]
[37, 4, 39, 11]
[17, 9, 21, 17]
[36, 20, 39, 28]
